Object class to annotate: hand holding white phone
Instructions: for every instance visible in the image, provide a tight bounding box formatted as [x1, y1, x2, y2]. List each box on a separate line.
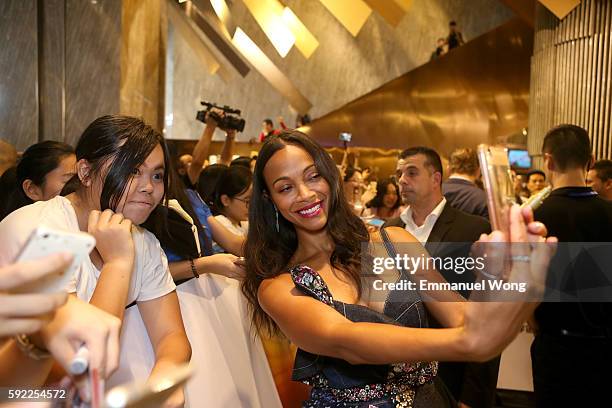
[11, 226, 96, 294]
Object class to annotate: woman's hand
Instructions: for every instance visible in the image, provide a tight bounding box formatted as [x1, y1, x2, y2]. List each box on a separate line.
[39, 296, 121, 399]
[200, 253, 246, 280]
[0, 253, 71, 337]
[463, 205, 557, 360]
[88, 209, 134, 268]
[162, 388, 185, 408]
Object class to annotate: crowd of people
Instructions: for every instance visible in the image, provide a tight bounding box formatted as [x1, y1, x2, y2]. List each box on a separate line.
[0, 111, 610, 407]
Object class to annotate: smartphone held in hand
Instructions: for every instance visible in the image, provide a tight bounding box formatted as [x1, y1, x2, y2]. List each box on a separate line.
[11, 226, 96, 294]
[477, 145, 516, 234]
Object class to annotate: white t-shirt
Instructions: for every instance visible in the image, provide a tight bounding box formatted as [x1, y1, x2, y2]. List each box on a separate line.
[213, 214, 247, 237]
[399, 197, 447, 244]
[0, 196, 175, 304]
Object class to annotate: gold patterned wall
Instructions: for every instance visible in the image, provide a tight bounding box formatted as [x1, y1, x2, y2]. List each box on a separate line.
[302, 17, 533, 156]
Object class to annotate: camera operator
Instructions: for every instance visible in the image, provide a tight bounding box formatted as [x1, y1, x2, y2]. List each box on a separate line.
[185, 108, 240, 188]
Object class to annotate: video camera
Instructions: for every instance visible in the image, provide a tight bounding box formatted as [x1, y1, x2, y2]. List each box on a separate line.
[196, 101, 246, 132]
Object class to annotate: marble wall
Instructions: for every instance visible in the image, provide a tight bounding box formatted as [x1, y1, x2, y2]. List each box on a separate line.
[121, 0, 167, 131]
[167, 0, 515, 142]
[64, 0, 121, 145]
[0, 0, 121, 149]
[1, 0, 516, 150]
[0, 0, 39, 150]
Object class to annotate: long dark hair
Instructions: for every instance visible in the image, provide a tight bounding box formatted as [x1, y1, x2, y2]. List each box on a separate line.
[143, 165, 211, 260]
[210, 165, 252, 216]
[0, 141, 74, 220]
[69, 115, 171, 213]
[241, 130, 369, 336]
[366, 178, 400, 210]
[196, 164, 228, 207]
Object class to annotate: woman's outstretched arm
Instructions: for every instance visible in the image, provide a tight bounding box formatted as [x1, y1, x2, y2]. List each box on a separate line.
[260, 274, 490, 365]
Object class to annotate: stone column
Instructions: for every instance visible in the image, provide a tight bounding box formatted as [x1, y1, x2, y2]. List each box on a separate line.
[528, 0, 612, 164]
[120, 0, 167, 132]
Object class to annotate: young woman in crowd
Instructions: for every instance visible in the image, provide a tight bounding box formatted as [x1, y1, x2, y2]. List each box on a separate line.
[0, 115, 191, 407]
[197, 164, 228, 207]
[362, 178, 402, 221]
[0, 141, 76, 220]
[210, 165, 252, 237]
[242, 131, 557, 407]
[343, 167, 364, 214]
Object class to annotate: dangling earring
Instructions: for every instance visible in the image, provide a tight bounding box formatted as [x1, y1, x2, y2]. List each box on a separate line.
[273, 204, 280, 233]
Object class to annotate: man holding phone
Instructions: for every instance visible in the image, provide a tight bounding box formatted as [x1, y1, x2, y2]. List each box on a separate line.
[384, 146, 498, 408]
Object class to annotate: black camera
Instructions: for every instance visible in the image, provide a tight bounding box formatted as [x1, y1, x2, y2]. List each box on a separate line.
[196, 101, 246, 132]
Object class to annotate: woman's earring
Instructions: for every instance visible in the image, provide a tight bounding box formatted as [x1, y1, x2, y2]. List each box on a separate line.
[273, 204, 280, 233]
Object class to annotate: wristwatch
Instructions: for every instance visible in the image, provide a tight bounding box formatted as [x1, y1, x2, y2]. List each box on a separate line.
[14, 334, 51, 360]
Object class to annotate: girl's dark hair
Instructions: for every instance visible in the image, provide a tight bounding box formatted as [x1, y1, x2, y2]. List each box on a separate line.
[72, 115, 207, 261]
[70, 115, 171, 213]
[241, 130, 369, 336]
[0, 141, 74, 220]
[18, 141, 74, 187]
[196, 164, 228, 207]
[230, 156, 252, 169]
[343, 166, 361, 182]
[211, 165, 252, 215]
[366, 178, 400, 210]
[143, 163, 211, 261]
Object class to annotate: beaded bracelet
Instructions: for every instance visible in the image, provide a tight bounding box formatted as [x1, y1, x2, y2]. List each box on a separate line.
[190, 258, 199, 278]
[14, 334, 51, 360]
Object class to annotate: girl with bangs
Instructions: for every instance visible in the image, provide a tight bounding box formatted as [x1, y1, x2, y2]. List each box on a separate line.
[0, 115, 190, 407]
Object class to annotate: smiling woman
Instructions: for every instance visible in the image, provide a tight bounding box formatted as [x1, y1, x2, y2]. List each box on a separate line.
[241, 130, 557, 408]
[0, 141, 75, 220]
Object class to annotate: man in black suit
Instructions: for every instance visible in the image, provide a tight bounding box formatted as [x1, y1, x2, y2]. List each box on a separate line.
[443, 147, 488, 219]
[530, 125, 612, 407]
[384, 147, 497, 408]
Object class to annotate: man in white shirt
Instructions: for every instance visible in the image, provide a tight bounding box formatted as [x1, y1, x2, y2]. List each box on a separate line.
[383, 146, 496, 408]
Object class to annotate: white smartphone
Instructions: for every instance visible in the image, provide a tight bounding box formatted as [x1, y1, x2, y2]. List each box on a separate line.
[104, 364, 193, 408]
[11, 226, 96, 294]
[477, 144, 516, 234]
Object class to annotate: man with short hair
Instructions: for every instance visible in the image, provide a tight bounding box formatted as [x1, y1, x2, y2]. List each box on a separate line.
[586, 159, 612, 201]
[443, 148, 488, 219]
[384, 146, 497, 408]
[525, 169, 546, 197]
[531, 124, 612, 407]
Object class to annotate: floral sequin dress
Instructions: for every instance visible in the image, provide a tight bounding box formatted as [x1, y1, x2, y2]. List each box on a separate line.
[289, 264, 453, 408]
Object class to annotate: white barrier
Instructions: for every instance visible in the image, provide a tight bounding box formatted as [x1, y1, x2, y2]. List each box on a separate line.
[107, 275, 282, 408]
